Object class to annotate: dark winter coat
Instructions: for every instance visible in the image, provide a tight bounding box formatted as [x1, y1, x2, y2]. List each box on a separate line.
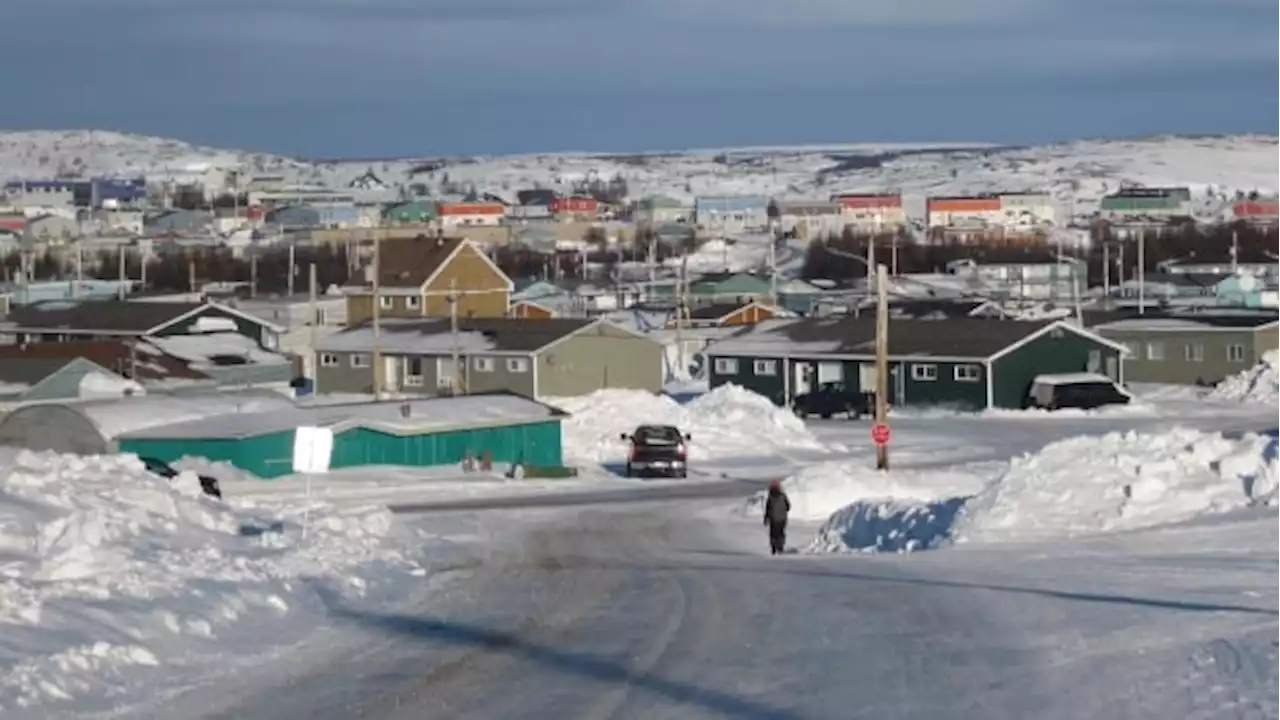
[764, 488, 790, 526]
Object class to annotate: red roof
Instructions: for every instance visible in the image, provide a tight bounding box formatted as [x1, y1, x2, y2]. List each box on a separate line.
[1234, 201, 1279, 217]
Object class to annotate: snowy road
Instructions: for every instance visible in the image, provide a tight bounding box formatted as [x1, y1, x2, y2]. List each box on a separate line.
[174, 501, 1278, 720]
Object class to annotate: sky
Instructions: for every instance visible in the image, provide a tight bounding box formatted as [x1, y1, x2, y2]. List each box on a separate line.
[2, 0, 1276, 157]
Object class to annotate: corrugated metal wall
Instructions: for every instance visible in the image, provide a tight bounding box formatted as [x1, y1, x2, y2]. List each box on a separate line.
[118, 420, 564, 479]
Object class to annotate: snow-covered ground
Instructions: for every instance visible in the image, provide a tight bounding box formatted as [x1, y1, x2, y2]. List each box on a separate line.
[0, 448, 431, 718]
[1, 130, 1274, 225]
[1212, 350, 1279, 406]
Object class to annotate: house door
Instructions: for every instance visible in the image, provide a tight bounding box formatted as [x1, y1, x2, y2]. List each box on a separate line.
[859, 362, 877, 394]
[1087, 350, 1102, 373]
[1104, 355, 1119, 381]
[384, 356, 400, 390]
[793, 362, 813, 397]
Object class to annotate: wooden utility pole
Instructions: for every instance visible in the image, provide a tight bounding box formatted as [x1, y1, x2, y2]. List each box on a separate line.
[1137, 228, 1146, 316]
[308, 262, 318, 381]
[116, 244, 126, 299]
[250, 253, 259, 298]
[448, 278, 463, 393]
[371, 230, 384, 400]
[874, 263, 890, 471]
[287, 242, 296, 296]
[187, 258, 196, 294]
[675, 254, 689, 375]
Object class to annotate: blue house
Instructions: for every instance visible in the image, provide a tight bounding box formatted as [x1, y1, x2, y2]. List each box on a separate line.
[1215, 274, 1278, 309]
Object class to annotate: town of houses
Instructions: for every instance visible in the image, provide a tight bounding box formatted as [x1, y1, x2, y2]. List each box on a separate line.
[0, 163, 1275, 414]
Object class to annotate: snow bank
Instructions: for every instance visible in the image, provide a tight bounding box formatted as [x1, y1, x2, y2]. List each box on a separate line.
[548, 384, 826, 464]
[956, 428, 1279, 543]
[1211, 350, 1279, 405]
[808, 428, 1277, 553]
[746, 461, 999, 522]
[0, 448, 416, 714]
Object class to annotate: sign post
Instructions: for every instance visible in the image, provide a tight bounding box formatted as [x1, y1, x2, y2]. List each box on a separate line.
[292, 425, 334, 540]
[873, 263, 890, 471]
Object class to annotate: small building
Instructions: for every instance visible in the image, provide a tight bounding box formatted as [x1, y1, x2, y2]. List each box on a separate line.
[926, 195, 1003, 229]
[24, 213, 80, 242]
[831, 193, 906, 230]
[344, 235, 513, 324]
[998, 192, 1056, 228]
[549, 195, 600, 219]
[438, 201, 505, 228]
[677, 301, 789, 329]
[145, 209, 213, 235]
[635, 195, 693, 226]
[1090, 311, 1279, 385]
[1232, 200, 1279, 227]
[383, 200, 438, 225]
[264, 204, 321, 229]
[694, 195, 770, 233]
[687, 272, 774, 306]
[314, 317, 664, 398]
[1214, 274, 1278, 309]
[768, 200, 844, 239]
[0, 300, 284, 352]
[0, 340, 213, 400]
[114, 393, 568, 478]
[704, 316, 1125, 411]
[1099, 187, 1191, 223]
[4, 180, 77, 208]
[509, 299, 558, 319]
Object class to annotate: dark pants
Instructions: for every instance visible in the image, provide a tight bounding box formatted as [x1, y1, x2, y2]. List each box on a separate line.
[768, 521, 787, 554]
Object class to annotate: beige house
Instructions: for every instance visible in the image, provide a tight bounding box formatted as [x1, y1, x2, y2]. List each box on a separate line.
[1092, 312, 1278, 385]
[313, 317, 664, 398]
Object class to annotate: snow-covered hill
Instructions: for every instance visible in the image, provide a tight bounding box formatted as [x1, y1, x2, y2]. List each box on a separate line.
[0, 130, 1274, 219]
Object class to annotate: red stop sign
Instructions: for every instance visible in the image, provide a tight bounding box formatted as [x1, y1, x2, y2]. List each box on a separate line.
[871, 423, 892, 446]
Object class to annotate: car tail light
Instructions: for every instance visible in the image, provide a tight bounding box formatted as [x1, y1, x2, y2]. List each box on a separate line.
[677, 443, 687, 459]
[629, 442, 638, 461]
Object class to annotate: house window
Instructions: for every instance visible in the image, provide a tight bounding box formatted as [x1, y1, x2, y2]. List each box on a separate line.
[404, 357, 424, 386]
[406, 296, 421, 310]
[350, 353, 371, 368]
[1185, 343, 1204, 362]
[753, 359, 777, 376]
[1145, 342, 1165, 361]
[507, 357, 529, 373]
[911, 363, 938, 381]
[1227, 344, 1246, 362]
[378, 294, 393, 309]
[714, 357, 739, 375]
[953, 364, 981, 382]
[262, 331, 279, 350]
[319, 353, 339, 368]
[313, 308, 327, 326]
[473, 357, 495, 373]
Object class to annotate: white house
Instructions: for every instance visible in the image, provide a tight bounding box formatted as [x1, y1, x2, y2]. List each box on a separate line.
[998, 192, 1056, 229]
[768, 199, 844, 238]
[831, 193, 907, 230]
[232, 293, 349, 377]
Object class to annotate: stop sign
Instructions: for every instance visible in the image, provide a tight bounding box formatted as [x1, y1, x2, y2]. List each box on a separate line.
[871, 423, 892, 447]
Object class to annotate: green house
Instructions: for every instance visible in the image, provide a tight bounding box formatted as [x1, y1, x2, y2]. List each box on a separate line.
[117, 393, 567, 479]
[689, 272, 772, 301]
[704, 316, 1127, 411]
[383, 200, 438, 225]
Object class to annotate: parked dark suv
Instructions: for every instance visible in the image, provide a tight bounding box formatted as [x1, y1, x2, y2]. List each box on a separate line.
[140, 456, 224, 499]
[1025, 373, 1131, 411]
[621, 425, 691, 478]
[792, 382, 872, 420]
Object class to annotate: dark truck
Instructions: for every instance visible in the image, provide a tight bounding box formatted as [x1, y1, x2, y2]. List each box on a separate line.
[792, 382, 873, 420]
[621, 424, 691, 478]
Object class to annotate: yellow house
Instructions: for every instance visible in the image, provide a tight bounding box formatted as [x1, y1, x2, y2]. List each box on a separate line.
[346, 236, 513, 326]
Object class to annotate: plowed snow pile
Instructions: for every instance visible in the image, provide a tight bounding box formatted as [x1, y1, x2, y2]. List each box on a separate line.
[0, 448, 421, 716]
[548, 385, 827, 464]
[1211, 349, 1279, 405]
[955, 427, 1278, 543]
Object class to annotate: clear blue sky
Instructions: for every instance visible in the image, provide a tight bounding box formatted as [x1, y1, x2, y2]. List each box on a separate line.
[4, 0, 1276, 157]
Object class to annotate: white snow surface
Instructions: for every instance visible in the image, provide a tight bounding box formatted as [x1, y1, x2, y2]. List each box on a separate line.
[546, 384, 827, 465]
[0, 131, 1274, 225]
[955, 428, 1279, 543]
[69, 390, 297, 441]
[1211, 349, 1280, 405]
[0, 448, 417, 715]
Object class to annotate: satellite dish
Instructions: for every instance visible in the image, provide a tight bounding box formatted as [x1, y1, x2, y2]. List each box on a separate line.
[1237, 274, 1258, 292]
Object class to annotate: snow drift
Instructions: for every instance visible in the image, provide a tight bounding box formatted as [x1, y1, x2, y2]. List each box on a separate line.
[0, 448, 417, 715]
[1211, 349, 1279, 405]
[808, 428, 1277, 553]
[955, 427, 1278, 543]
[548, 384, 826, 465]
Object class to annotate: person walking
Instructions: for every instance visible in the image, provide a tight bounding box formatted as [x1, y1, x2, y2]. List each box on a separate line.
[763, 479, 791, 555]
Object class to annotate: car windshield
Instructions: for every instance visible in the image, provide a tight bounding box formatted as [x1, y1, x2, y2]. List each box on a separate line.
[635, 427, 681, 445]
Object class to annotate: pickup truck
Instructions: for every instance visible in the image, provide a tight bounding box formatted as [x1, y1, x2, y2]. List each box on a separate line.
[620, 425, 691, 478]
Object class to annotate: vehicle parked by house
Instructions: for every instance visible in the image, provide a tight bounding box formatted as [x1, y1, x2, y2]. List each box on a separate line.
[1025, 373, 1131, 411]
[791, 382, 872, 419]
[620, 425, 691, 478]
